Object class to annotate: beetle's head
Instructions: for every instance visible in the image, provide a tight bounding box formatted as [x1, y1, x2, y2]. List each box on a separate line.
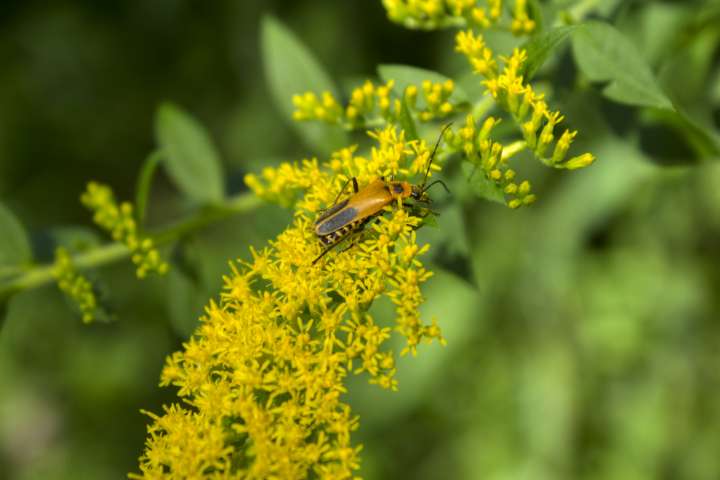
[412, 180, 450, 203]
[411, 184, 431, 202]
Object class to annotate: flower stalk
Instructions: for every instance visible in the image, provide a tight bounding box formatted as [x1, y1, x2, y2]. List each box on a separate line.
[0, 192, 261, 301]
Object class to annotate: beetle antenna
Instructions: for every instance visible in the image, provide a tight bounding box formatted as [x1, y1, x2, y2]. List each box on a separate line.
[422, 179, 451, 195]
[422, 122, 453, 188]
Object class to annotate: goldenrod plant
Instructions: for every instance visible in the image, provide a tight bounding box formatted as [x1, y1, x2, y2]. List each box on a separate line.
[134, 1, 598, 477]
[1, 1, 719, 479]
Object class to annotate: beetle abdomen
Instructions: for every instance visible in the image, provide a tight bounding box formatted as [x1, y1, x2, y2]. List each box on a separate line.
[318, 217, 369, 246]
[316, 207, 359, 235]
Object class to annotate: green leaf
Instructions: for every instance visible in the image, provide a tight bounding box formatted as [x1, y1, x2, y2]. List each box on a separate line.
[640, 109, 720, 163]
[378, 64, 469, 106]
[166, 267, 205, 338]
[461, 161, 505, 204]
[521, 26, 576, 80]
[155, 103, 225, 203]
[398, 99, 419, 141]
[0, 202, 32, 271]
[260, 15, 348, 155]
[571, 21, 674, 110]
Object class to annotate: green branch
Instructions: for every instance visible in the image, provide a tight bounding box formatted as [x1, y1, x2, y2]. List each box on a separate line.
[0, 192, 262, 299]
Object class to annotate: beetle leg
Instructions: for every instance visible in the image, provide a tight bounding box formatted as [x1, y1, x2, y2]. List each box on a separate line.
[312, 233, 345, 265]
[340, 239, 359, 254]
[313, 215, 378, 265]
[312, 244, 338, 264]
[313, 235, 355, 265]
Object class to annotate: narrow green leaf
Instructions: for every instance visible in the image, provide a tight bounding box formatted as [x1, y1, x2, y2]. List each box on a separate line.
[260, 15, 348, 155]
[461, 162, 505, 204]
[135, 150, 163, 225]
[398, 99, 419, 141]
[521, 26, 576, 80]
[0, 202, 32, 269]
[378, 64, 469, 106]
[155, 103, 225, 203]
[571, 21, 674, 110]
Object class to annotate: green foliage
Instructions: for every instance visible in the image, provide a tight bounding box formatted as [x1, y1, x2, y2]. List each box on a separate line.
[0, 202, 31, 273]
[261, 15, 348, 154]
[1, 1, 720, 479]
[461, 161, 505, 204]
[572, 21, 674, 110]
[397, 97, 419, 140]
[571, 21, 720, 162]
[520, 25, 576, 79]
[155, 103, 225, 203]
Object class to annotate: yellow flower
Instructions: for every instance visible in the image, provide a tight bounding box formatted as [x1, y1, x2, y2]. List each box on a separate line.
[382, 0, 535, 33]
[53, 247, 98, 323]
[455, 30, 497, 78]
[511, 0, 535, 34]
[292, 78, 459, 129]
[456, 31, 596, 171]
[81, 182, 168, 278]
[134, 126, 444, 479]
[293, 91, 343, 123]
[445, 114, 535, 207]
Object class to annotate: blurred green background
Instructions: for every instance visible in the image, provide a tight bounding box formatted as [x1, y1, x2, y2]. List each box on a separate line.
[2, 0, 720, 479]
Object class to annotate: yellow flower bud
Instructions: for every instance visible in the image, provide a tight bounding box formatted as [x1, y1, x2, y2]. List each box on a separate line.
[563, 153, 596, 170]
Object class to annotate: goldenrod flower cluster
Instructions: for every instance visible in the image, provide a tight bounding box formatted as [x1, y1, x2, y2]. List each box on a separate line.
[134, 126, 444, 479]
[446, 114, 535, 208]
[413, 79, 456, 121]
[456, 30, 596, 171]
[382, 0, 534, 33]
[53, 247, 98, 323]
[81, 182, 169, 278]
[292, 79, 459, 129]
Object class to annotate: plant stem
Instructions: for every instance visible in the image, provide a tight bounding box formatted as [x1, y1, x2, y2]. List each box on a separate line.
[0, 192, 262, 299]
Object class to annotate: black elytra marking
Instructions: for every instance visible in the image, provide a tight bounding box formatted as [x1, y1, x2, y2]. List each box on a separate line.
[315, 198, 349, 225]
[316, 207, 359, 235]
[392, 183, 404, 194]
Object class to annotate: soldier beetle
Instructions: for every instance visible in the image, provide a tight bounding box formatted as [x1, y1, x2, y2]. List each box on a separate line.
[312, 124, 452, 264]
